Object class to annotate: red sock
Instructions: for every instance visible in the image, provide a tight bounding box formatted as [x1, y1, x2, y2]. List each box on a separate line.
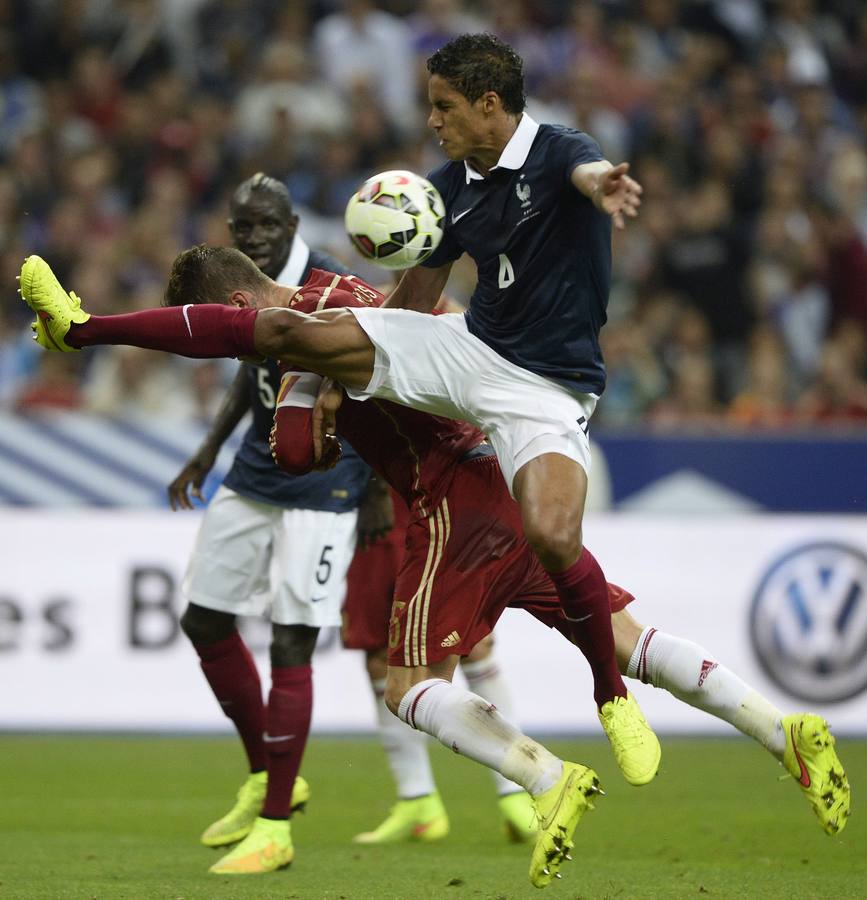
[195, 632, 266, 771]
[548, 548, 627, 707]
[262, 665, 313, 820]
[67, 305, 258, 358]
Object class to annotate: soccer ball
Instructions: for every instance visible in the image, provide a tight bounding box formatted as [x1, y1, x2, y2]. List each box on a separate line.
[345, 170, 445, 270]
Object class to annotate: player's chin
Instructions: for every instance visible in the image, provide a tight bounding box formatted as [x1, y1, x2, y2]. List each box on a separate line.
[439, 139, 462, 160]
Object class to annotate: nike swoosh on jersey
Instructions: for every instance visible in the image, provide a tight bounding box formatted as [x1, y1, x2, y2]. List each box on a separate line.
[451, 207, 473, 224]
[263, 733, 296, 743]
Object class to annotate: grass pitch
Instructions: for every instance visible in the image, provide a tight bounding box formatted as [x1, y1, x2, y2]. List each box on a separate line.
[1, 734, 864, 899]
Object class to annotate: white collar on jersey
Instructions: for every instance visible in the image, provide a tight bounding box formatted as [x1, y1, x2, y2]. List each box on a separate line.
[274, 233, 310, 287]
[463, 113, 540, 183]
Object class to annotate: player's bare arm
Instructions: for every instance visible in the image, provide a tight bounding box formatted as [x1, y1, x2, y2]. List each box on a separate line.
[384, 261, 453, 312]
[168, 366, 251, 510]
[252, 305, 376, 390]
[571, 160, 643, 230]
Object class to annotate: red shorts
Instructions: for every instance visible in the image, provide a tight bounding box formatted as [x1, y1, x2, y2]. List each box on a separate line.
[342, 493, 409, 651]
[387, 454, 633, 667]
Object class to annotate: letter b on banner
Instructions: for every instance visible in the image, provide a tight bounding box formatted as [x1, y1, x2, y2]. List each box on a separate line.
[128, 566, 179, 648]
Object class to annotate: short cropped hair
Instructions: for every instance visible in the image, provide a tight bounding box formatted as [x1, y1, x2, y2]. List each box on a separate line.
[164, 244, 270, 307]
[427, 33, 526, 115]
[231, 171, 293, 218]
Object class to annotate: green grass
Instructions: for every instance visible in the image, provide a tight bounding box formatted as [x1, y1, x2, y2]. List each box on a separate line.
[1, 735, 864, 899]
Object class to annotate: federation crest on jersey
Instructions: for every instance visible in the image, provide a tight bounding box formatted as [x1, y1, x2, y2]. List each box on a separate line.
[750, 541, 867, 703]
[516, 178, 531, 208]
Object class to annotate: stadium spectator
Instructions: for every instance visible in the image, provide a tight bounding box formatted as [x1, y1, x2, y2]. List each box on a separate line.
[313, 0, 417, 134]
[796, 330, 867, 425]
[728, 326, 794, 428]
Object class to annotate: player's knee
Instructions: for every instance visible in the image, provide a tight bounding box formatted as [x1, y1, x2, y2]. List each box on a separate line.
[464, 634, 494, 663]
[179, 603, 236, 646]
[270, 624, 318, 668]
[383, 678, 409, 718]
[524, 520, 583, 571]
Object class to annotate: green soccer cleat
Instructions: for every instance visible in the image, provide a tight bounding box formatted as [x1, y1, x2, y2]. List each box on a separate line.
[208, 816, 294, 875]
[499, 790, 539, 843]
[18, 254, 90, 351]
[781, 713, 850, 835]
[598, 691, 661, 786]
[201, 772, 310, 848]
[352, 791, 449, 844]
[529, 761, 601, 889]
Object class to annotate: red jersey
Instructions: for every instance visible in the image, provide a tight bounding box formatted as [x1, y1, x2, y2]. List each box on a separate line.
[275, 270, 486, 521]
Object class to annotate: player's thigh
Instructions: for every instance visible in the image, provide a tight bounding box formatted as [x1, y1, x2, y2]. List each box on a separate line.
[270, 507, 358, 627]
[387, 459, 534, 670]
[182, 486, 277, 615]
[513, 452, 589, 563]
[476, 362, 597, 500]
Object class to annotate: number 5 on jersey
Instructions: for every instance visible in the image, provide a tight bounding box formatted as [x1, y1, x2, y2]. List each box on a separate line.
[388, 600, 406, 649]
[257, 366, 276, 408]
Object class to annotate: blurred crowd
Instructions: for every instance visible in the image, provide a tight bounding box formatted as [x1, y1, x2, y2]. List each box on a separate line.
[1, 0, 866, 430]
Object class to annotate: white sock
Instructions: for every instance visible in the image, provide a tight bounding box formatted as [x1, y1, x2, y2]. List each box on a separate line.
[371, 678, 436, 799]
[461, 656, 523, 796]
[628, 627, 786, 759]
[397, 678, 562, 797]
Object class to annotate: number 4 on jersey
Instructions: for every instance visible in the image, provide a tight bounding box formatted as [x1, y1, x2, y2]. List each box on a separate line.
[498, 253, 515, 289]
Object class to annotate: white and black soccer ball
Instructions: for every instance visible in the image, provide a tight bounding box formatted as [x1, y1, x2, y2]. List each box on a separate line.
[345, 170, 445, 270]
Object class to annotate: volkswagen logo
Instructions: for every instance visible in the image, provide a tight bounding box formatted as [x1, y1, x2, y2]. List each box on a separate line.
[750, 541, 867, 703]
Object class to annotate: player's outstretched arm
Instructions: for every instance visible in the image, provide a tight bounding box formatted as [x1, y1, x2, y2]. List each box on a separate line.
[383, 262, 452, 312]
[168, 366, 251, 510]
[571, 160, 643, 230]
[253, 306, 376, 389]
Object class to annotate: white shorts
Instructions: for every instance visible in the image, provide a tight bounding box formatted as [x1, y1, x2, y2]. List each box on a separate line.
[347, 308, 596, 494]
[182, 486, 358, 627]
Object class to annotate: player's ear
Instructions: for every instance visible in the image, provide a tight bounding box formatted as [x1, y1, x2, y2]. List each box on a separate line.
[482, 91, 500, 115]
[228, 289, 253, 309]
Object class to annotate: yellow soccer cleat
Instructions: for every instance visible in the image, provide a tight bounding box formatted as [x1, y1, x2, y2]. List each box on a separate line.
[18, 254, 90, 351]
[352, 791, 449, 844]
[208, 816, 294, 875]
[781, 713, 850, 836]
[499, 790, 538, 843]
[598, 692, 661, 786]
[529, 761, 601, 889]
[201, 772, 310, 848]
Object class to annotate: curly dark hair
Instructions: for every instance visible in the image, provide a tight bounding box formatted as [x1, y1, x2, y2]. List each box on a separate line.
[163, 244, 269, 307]
[427, 33, 526, 115]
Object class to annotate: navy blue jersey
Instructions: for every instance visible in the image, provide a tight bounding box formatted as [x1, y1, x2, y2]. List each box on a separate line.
[423, 118, 611, 395]
[223, 244, 370, 511]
